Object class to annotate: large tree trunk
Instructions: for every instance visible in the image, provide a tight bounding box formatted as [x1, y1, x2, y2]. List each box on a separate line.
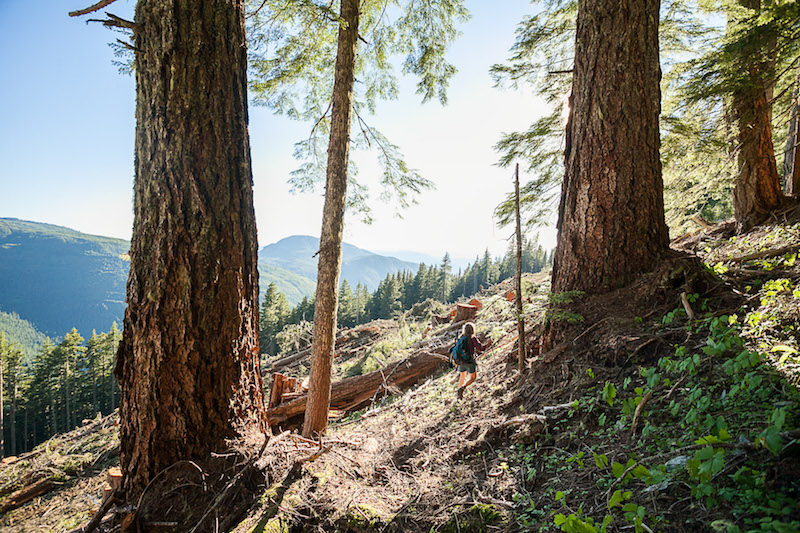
[115, 0, 266, 499]
[302, 0, 360, 439]
[784, 65, 800, 196]
[731, 0, 784, 231]
[551, 0, 669, 294]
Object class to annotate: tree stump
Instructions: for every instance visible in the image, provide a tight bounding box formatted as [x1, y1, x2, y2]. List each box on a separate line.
[454, 303, 478, 323]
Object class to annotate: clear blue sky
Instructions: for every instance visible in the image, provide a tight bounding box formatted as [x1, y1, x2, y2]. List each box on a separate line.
[0, 0, 553, 260]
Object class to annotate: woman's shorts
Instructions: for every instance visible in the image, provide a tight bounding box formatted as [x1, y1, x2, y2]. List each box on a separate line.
[458, 362, 477, 374]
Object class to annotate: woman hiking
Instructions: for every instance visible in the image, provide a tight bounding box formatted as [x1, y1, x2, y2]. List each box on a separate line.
[454, 322, 489, 399]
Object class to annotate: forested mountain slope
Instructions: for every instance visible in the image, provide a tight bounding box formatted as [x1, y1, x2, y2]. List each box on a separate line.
[0, 218, 129, 337]
[2, 220, 798, 532]
[0, 310, 47, 359]
[0, 220, 422, 334]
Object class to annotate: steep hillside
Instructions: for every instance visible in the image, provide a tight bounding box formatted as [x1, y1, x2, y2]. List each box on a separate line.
[258, 263, 318, 306]
[2, 221, 798, 533]
[0, 218, 128, 337]
[0, 309, 47, 359]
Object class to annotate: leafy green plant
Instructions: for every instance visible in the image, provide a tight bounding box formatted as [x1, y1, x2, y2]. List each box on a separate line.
[549, 290, 586, 305]
[602, 381, 617, 407]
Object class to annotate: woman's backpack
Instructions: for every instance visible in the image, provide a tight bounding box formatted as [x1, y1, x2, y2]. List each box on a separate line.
[450, 335, 469, 366]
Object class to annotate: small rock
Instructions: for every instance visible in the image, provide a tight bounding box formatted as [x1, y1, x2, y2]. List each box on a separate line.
[665, 455, 689, 472]
[642, 481, 671, 494]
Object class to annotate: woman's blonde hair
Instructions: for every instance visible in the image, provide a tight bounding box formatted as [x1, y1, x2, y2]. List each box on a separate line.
[462, 322, 475, 337]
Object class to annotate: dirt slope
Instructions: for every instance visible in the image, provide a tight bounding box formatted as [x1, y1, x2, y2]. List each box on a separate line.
[2, 221, 799, 532]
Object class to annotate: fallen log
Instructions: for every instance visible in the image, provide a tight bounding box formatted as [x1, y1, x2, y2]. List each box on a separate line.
[0, 472, 46, 499]
[266, 347, 313, 372]
[266, 351, 450, 426]
[727, 244, 800, 263]
[0, 477, 55, 513]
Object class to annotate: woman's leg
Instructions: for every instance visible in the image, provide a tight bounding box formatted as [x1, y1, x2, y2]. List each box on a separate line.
[458, 371, 466, 388]
[464, 371, 477, 388]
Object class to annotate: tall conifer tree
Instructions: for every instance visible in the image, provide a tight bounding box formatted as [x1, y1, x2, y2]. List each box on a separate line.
[551, 0, 669, 293]
[73, 0, 267, 498]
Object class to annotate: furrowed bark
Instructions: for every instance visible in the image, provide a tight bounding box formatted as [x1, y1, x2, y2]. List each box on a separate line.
[731, 0, 784, 231]
[115, 0, 265, 499]
[552, 0, 669, 293]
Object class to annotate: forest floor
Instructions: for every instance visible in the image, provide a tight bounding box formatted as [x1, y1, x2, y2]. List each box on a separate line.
[1, 216, 799, 532]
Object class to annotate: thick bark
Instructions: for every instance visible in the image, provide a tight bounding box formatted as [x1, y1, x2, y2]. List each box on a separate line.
[514, 164, 525, 374]
[731, 0, 784, 231]
[784, 66, 800, 196]
[552, 0, 669, 293]
[115, 0, 266, 498]
[303, 0, 360, 438]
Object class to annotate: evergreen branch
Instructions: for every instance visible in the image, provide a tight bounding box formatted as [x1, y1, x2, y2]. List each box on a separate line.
[768, 53, 800, 105]
[248, 0, 271, 19]
[308, 98, 333, 142]
[116, 38, 139, 53]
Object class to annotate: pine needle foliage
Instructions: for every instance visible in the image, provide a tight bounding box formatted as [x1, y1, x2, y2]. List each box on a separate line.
[490, 1, 768, 234]
[247, 0, 469, 221]
[490, 0, 575, 230]
[663, 0, 800, 231]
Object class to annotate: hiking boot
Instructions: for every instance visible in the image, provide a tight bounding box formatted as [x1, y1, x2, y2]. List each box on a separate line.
[457, 387, 465, 400]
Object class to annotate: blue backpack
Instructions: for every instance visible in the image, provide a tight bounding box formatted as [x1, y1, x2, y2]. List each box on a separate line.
[450, 335, 470, 366]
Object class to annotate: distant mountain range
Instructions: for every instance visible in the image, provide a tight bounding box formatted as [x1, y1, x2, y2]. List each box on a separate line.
[0, 218, 422, 340]
[259, 236, 419, 304]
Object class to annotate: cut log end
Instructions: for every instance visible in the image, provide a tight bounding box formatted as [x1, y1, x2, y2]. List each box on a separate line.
[454, 303, 478, 323]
